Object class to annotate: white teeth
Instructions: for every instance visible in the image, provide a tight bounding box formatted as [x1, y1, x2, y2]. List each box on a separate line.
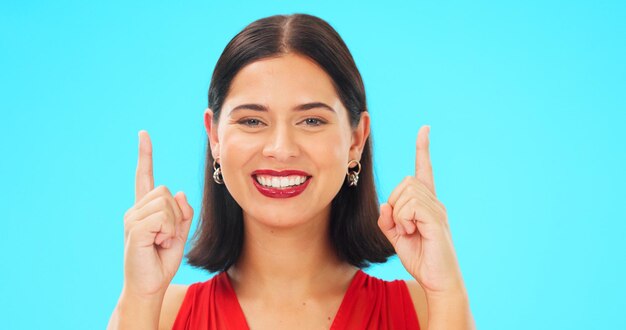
[255, 175, 309, 188]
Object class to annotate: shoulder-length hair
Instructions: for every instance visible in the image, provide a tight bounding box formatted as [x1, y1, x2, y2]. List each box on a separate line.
[186, 13, 395, 273]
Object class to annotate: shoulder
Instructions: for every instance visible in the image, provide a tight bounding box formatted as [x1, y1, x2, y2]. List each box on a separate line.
[158, 284, 191, 330]
[357, 272, 428, 329]
[404, 280, 429, 330]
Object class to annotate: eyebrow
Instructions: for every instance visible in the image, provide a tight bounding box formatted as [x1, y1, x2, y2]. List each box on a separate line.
[229, 102, 336, 115]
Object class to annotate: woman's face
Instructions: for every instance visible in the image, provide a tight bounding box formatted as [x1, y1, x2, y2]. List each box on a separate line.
[205, 53, 369, 229]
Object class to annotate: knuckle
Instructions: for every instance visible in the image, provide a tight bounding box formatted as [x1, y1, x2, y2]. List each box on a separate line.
[440, 210, 449, 223]
[409, 199, 419, 209]
[439, 202, 447, 212]
[155, 210, 168, 222]
[157, 197, 169, 210]
[123, 218, 131, 230]
[123, 209, 133, 223]
[158, 207, 175, 225]
[396, 209, 409, 222]
[157, 185, 171, 195]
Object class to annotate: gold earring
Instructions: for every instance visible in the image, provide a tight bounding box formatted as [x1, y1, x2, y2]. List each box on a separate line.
[346, 159, 361, 187]
[213, 158, 224, 184]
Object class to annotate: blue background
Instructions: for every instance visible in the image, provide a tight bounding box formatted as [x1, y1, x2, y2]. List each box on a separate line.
[1, 1, 625, 329]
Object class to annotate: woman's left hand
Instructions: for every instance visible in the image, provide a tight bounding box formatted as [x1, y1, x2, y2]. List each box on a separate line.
[377, 125, 466, 297]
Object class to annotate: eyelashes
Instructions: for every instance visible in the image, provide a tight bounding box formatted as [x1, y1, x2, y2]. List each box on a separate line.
[238, 118, 263, 127]
[302, 118, 326, 127]
[237, 117, 327, 128]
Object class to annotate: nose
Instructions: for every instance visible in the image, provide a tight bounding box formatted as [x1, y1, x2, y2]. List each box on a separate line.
[262, 123, 300, 161]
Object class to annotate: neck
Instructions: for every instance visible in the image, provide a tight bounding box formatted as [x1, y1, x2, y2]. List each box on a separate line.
[226, 207, 358, 300]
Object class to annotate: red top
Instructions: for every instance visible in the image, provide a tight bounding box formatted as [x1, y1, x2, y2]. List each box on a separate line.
[172, 269, 420, 329]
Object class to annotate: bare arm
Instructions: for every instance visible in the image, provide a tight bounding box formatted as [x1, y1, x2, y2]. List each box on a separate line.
[379, 127, 476, 329]
[108, 131, 194, 329]
[107, 284, 189, 330]
[106, 289, 163, 330]
[405, 280, 429, 330]
[426, 289, 475, 330]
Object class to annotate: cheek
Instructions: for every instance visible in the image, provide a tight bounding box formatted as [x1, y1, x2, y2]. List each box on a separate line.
[218, 128, 351, 184]
[316, 144, 346, 167]
[219, 132, 260, 180]
[310, 132, 350, 179]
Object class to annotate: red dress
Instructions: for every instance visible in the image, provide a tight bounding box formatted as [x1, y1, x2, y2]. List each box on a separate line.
[172, 269, 420, 329]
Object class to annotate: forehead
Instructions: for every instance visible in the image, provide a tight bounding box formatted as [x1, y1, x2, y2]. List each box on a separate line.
[224, 53, 342, 111]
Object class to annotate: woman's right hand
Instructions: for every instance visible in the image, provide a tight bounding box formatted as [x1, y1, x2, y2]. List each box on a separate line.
[122, 130, 194, 299]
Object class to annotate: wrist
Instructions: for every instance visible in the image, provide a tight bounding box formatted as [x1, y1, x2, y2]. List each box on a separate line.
[425, 284, 468, 302]
[121, 285, 166, 303]
[115, 289, 164, 329]
[425, 288, 475, 330]
[420, 273, 468, 300]
[426, 289, 469, 310]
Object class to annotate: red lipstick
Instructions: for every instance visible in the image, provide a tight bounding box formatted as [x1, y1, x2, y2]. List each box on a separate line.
[252, 169, 311, 176]
[251, 169, 312, 198]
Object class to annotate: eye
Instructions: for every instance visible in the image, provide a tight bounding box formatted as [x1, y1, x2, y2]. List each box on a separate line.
[238, 118, 265, 127]
[301, 118, 326, 127]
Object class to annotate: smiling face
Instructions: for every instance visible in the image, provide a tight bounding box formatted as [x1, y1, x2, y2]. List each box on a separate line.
[205, 52, 369, 229]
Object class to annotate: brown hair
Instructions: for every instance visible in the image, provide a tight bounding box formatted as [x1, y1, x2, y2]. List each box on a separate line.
[186, 13, 394, 273]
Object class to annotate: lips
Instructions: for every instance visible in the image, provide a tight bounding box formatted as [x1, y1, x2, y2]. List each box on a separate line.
[251, 169, 311, 177]
[251, 169, 312, 198]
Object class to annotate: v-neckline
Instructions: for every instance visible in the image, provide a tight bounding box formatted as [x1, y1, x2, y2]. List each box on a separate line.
[220, 269, 365, 329]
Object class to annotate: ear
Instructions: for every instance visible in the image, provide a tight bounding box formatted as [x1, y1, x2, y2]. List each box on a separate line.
[204, 108, 220, 160]
[349, 111, 370, 162]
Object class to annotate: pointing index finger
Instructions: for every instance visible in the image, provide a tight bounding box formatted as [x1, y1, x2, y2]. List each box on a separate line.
[135, 130, 154, 203]
[415, 125, 436, 196]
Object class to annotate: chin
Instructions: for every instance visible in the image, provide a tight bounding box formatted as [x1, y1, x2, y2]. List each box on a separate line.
[242, 204, 323, 230]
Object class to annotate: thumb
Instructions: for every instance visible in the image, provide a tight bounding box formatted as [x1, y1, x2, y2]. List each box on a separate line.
[174, 192, 194, 221]
[377, 202, 397, 246]
[174, 192, 194, 241]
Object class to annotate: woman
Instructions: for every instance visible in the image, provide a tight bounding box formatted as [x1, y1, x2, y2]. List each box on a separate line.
[108, 13, 475, 329]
